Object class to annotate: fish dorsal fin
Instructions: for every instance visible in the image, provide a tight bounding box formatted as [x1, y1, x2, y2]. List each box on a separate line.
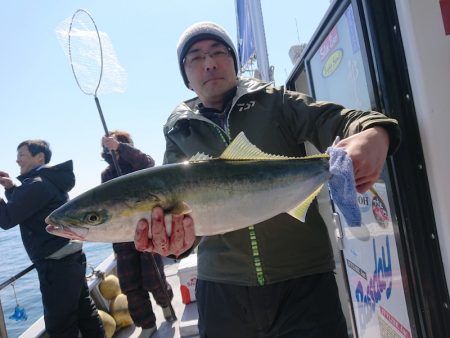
[287, 184, 325, 222]
[220, 132, 290, 160]
[300, 153, 330, 160]
[188, 152, 214, 162]
[220, 132, 330, 161]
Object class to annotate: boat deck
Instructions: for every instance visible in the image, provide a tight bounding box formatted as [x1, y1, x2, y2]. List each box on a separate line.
[19, 255, 199, 338]
[113, 257, 199, 338]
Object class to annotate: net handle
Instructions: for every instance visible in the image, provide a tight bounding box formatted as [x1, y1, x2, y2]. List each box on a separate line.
[95, 97, 122, 176]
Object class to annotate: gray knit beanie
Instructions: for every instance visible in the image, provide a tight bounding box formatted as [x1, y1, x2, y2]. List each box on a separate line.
[177, 21, 238, 87]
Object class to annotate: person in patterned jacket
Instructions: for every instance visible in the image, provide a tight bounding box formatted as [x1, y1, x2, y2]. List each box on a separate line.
[101, 130, 173, 338]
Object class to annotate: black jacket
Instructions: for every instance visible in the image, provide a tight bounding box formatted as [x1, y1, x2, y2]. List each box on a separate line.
[0, 160, 75, 262]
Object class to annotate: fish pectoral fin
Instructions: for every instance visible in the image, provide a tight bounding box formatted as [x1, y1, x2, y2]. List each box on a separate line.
[287, 184, 325, 222]
[170, 202, 192, 215]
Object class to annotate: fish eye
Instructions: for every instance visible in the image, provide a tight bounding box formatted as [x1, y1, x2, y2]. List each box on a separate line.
[84, 212, 101, 224]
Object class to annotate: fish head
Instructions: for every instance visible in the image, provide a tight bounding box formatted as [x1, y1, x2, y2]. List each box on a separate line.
[45, 202, 112, 241]
[45, 180, 163, 242]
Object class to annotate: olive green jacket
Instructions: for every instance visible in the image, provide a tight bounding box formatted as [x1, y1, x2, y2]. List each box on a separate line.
[163, 77, 400, 286]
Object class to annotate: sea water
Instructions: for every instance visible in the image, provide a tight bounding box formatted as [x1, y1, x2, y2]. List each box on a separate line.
[0, 226, 113, 338]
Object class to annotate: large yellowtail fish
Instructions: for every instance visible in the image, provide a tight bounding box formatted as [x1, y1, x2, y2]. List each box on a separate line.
[45, 132, 330, 242]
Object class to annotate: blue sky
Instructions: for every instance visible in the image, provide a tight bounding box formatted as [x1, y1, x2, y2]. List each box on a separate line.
[0, 0, 330, 198]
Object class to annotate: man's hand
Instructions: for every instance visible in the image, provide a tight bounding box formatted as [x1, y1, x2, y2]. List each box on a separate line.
[335, 127, 389, 193]
[0, 171, 14, 189]
[134, 206, 196, 257]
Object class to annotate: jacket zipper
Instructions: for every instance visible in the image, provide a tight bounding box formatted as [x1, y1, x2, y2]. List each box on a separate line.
[206, 114, 266, 286]
[187, 82, 269, 286]
[223, 97, 266, 286]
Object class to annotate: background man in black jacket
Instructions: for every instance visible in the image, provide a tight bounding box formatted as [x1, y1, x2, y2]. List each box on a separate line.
[0, 139, 104, 338]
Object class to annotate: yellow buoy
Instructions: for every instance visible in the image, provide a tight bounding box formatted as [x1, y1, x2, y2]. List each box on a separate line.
[98, 309, 116, 338]
[98, 274, 121, 300]
[111, 293, 133, 328]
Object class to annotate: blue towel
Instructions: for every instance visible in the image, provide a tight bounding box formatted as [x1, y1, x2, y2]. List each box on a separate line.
[326, 146, 362, 227]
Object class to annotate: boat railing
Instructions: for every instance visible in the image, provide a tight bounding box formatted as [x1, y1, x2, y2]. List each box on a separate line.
[0, 264, 35, 338]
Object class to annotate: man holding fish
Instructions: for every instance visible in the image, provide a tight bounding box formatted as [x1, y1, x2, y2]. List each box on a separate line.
[135, 22, 400, 338]
[46, 22, 401, 337]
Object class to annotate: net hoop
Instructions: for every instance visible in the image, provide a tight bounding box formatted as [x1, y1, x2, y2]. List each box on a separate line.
[68, 9, 103, 96]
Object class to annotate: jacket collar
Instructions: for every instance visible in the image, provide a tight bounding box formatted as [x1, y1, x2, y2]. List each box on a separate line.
[165, 77, 272, 131]
[17, 164, 45, 182]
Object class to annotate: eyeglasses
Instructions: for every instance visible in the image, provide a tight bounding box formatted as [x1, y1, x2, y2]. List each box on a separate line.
[183, 47, 231, 68]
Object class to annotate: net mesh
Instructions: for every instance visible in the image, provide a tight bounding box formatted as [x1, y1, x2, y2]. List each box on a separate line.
[55, 9, 127, 96]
